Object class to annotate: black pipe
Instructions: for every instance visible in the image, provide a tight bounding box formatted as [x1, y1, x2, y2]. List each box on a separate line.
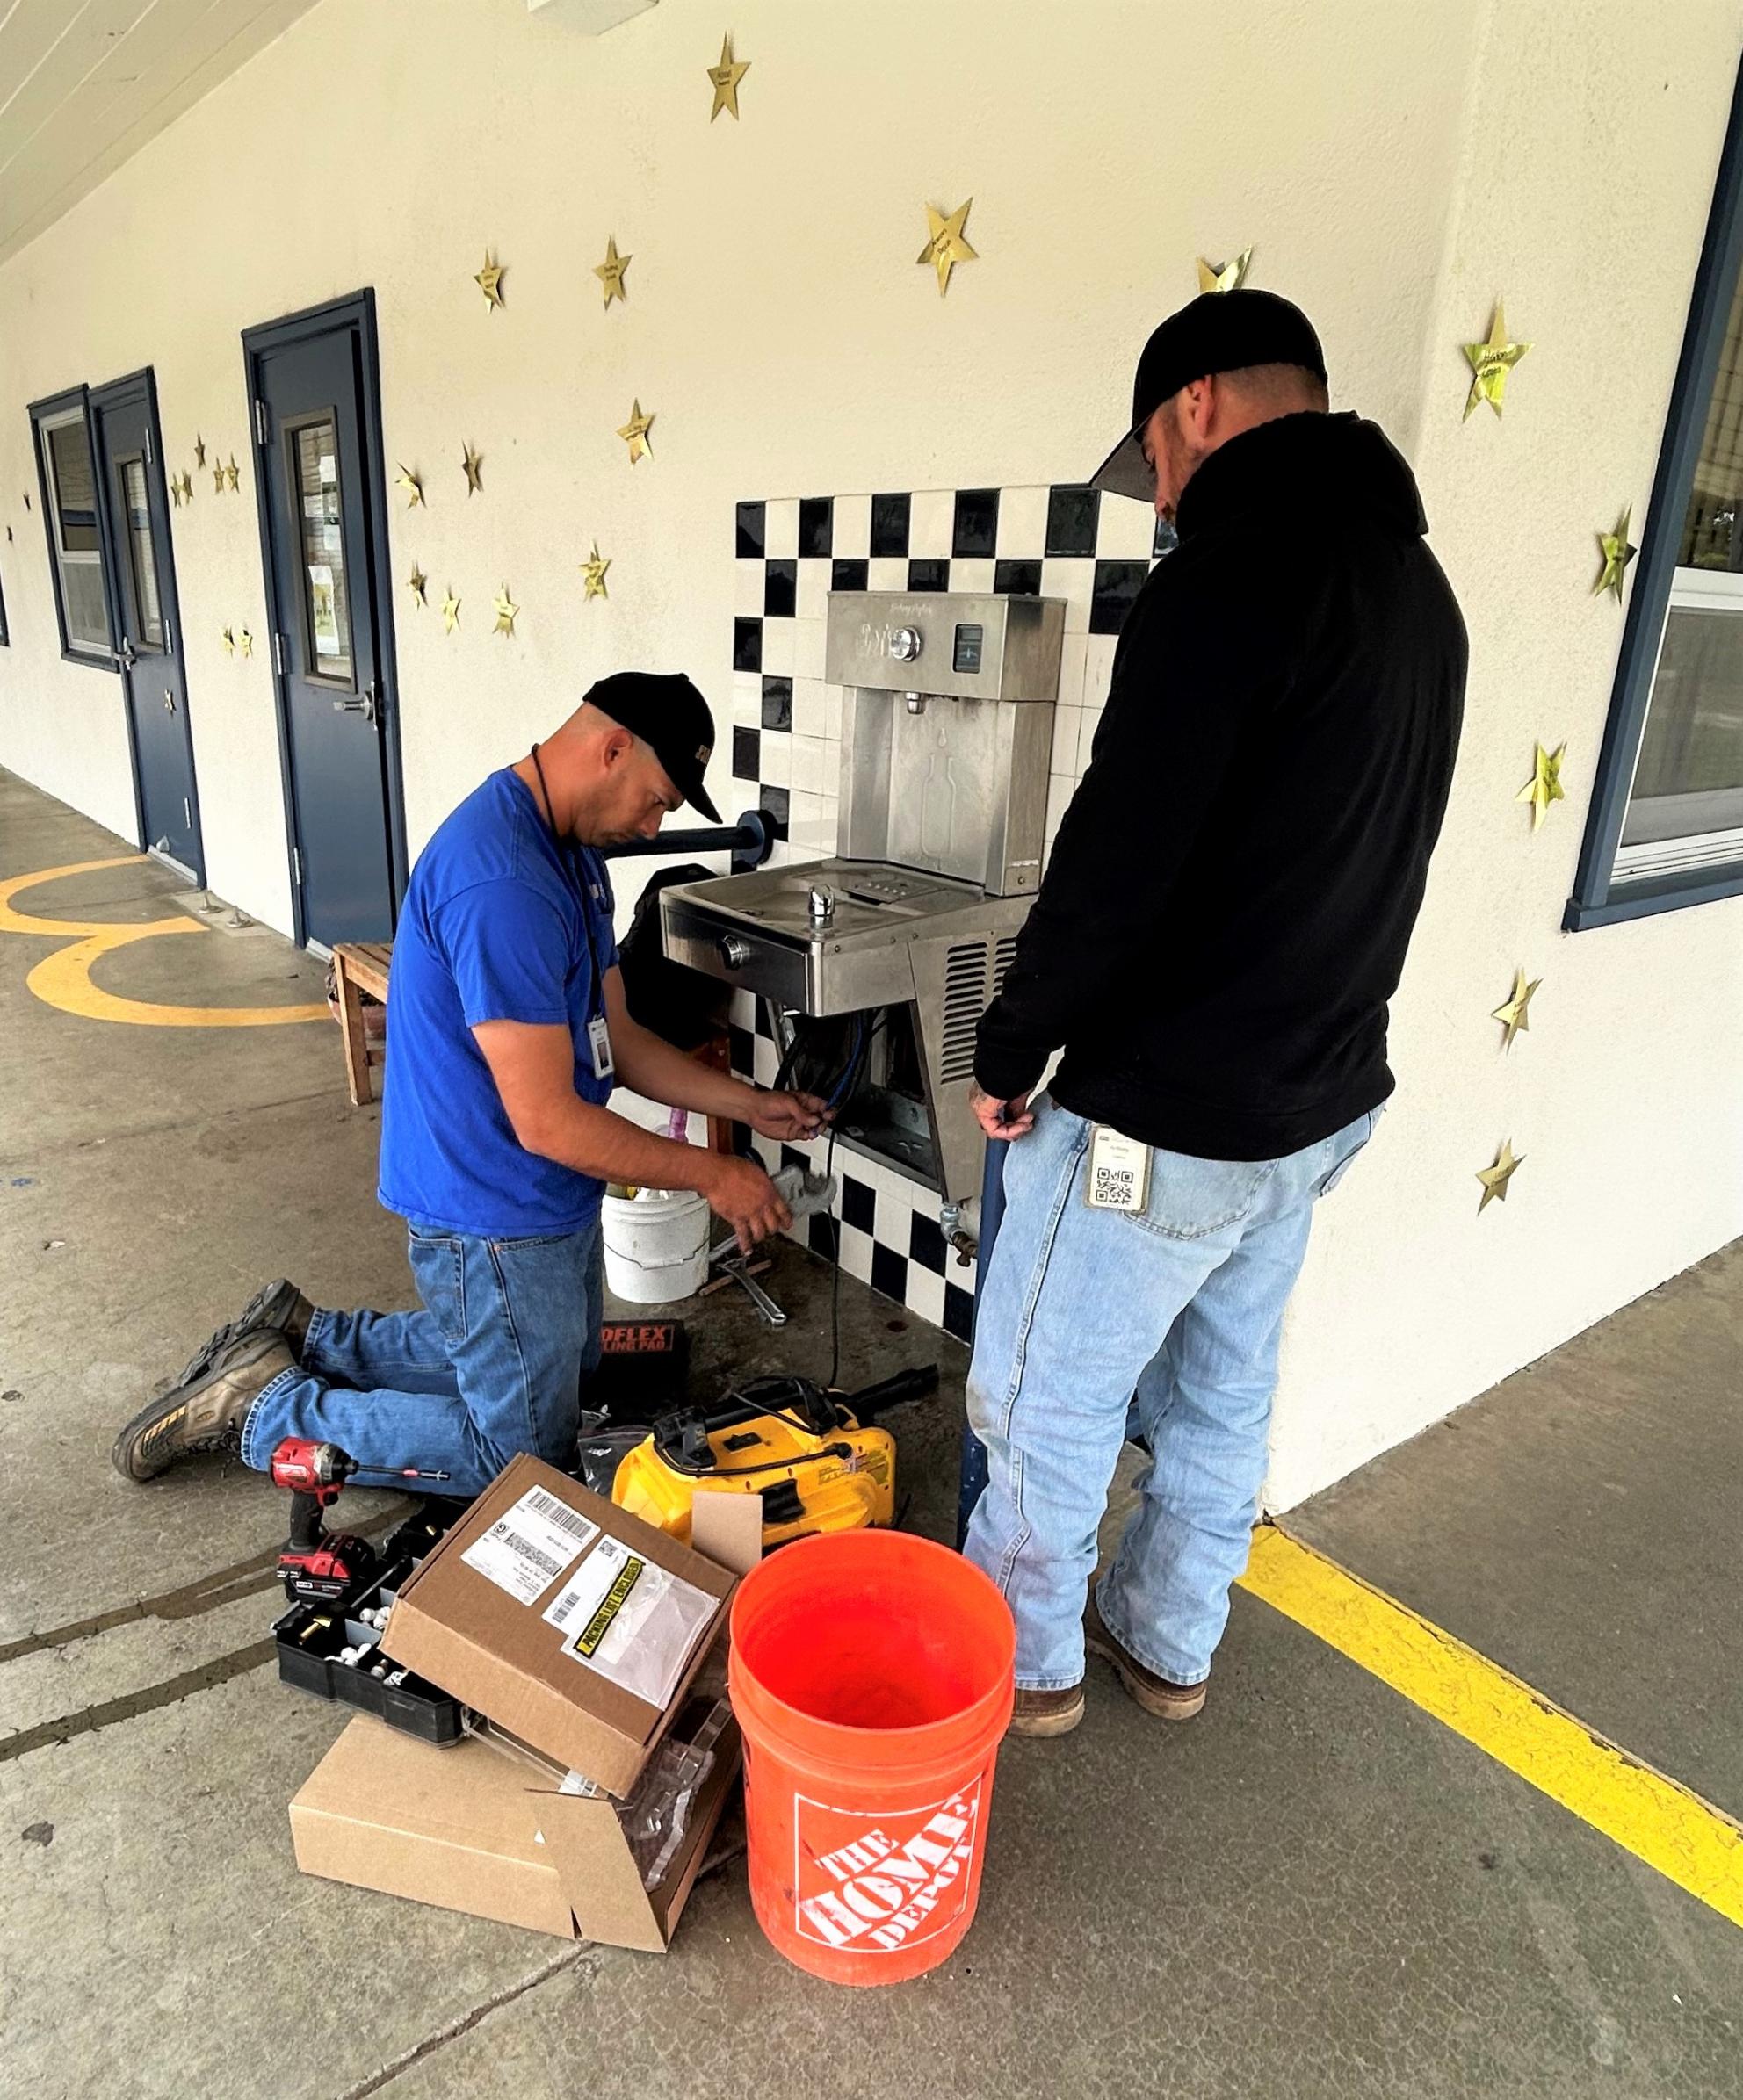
[602, 806, 775, 873]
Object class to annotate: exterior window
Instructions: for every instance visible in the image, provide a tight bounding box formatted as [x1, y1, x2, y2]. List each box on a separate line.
[31, 395, 113, 663]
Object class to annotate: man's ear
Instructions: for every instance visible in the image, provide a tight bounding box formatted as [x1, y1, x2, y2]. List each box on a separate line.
[601, 725, 635, 768]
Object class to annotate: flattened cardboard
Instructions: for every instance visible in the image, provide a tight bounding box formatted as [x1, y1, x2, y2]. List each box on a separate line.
[380, 1454, 734, 1797]
[690, 1486, 764, 1575]
[290, 1713, 741, 1953]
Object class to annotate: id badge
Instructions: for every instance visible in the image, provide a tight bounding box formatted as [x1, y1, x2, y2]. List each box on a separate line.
[588, 1014, 615, 1082]
[1086, 1124, 1150, 1212]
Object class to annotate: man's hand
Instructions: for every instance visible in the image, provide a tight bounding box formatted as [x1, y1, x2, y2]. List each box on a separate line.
[744, 1089, 831, 1143]
[701, 1153, 793, 1253]
[970, 1080, 1035, 1140]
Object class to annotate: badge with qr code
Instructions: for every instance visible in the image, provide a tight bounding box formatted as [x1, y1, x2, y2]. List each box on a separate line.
[1086, 1125, 1151, 1212]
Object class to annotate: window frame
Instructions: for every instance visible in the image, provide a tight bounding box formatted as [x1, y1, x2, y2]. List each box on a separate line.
[1566, 57, 1743, 931]
[0, 552, 9, 646]
[27, 385, 118, 672]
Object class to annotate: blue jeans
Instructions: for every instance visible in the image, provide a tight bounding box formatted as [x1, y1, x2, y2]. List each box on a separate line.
[963, 1096, 1376, 1691]
[240, 1222, 604, 1498]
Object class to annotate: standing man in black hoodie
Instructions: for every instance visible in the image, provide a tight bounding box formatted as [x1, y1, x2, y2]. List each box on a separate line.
[965, 291, 1466, 1737]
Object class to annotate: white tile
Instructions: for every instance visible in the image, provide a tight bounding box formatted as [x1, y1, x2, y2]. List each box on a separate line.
[1049, 704, 1082, 774]
[1082, 632, 1118, 705]
[1041, 558, 1095, 631]
[833, 493, 872, 559]
[1077, 702, 1105, 774]
[752, 1037, 780, 1086]
[790, 734, 831, 796]
[733, 692, 761, 731]
[763, 498, 799, 559]
[792, 675, 829, 739]
[868, 556, 908, 594]
[759, 731, 792, 786]
[904, 1262, 946, 1330]
[1046, 772, 1074, 838]
[908, 488, 955, 558]
[795, 561, 830, 621]
[730, 989, 758, 1029]
[1097, 493, 1157, 558]
[952, 557, 994, 593]
[789, 789, 827, 852]
[836, 1223, 874, 1283]
[818, 795, 841, 855]
[996, 485, 1050, 557]
[824, 685, 843, 740]
[760, 618, 795, 675]
[792, 618, 827, 681]
[734, 561, 766, 615]
[1052, 628, 1088, 708]
[872, 1179, 919, 1245]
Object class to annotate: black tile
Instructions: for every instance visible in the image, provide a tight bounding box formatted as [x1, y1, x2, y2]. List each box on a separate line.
[908, 1211, 948, 1275]
[759, 785, 789, 839]
[780, 1143, 810, 1176]
[799, 496, 834, 558]
[728, 1022, 756, 1075]
[994, 559, 1042, 596]
[1091, 560, 1149, 636]
[732, 725, 760, 780]
[763, 559, 797, 618]
[735, 500, 765, 559]
[831, 558, 869, 592]
[760, 675, 792, 731]
[943, 1281, 976, 1343]
[807, 1211, 837, 1257]
[871, 492, 911, 558]
[841, 1174, 876, 1234]
[733, 617, 762, 672]
[871, 1243, 908, 1306]
[953, 487, 1000, 559]
[1153, 514, 1179, 559]
[907, 557, 949, 592]
[1046, 484, 1101, 558]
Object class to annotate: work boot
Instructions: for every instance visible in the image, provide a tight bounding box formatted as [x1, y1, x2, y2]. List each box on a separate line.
[112, 1331, 296, 1483]
[1006, 1683, 1086, 1739]
[175, 1278, 313, 1388]
[1085, 1591, 1208, 1721]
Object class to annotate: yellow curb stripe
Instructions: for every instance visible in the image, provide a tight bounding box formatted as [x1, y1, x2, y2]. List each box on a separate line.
[0, 855, 157, 935]
[1237, 1526, 1743, 1928]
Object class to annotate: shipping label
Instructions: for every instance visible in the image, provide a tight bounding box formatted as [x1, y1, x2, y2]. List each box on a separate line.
[792, 1779, 983, 1955]
[459, 1485, 599, 1606]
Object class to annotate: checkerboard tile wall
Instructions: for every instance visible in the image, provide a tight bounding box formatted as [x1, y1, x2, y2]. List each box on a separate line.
[727, 481, 1175, 1333]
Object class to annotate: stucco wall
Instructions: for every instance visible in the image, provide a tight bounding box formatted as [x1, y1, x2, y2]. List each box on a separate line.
[0, 0, 1739, 1506]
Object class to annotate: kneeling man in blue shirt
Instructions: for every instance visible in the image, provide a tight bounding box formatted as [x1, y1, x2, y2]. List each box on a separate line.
[113, 673, 824, 1497]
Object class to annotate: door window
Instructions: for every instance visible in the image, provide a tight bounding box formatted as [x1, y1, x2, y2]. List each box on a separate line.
[290, 416, 355, 685]
[35, 403, 112, 658]
[118, 455, 166, 650]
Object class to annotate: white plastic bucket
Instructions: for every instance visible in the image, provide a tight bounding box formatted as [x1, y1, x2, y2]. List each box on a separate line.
[601, 1187, 711, 1304]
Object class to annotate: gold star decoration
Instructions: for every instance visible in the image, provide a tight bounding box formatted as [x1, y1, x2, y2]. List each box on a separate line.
[594, 235, 631, 308]
[238, 628, 253, 659]
[1197, 248, 1253, 293]
[1491, 967, 1542, 1051]
[462, 444, 483, 495]
[580, 543, 611, 601]
[1476, 1137, 1524, 1215]
[474, 251, 505, 310]
[617, 399, 655, 465]
[407, 565, 428, 608]
[221, 626, 235, 657]
[918, 199, 977, 297]
[193, 435, 206, 469]
[1593, 508, 1637, 602]
[213, 461, 228, 495]
[1463, 300, 1530, 419]
[440, 587, 460, 634]
[394, 464, 424, 509]
[171, 471, 192, 507]
[705, 33, 749, 121]
[492, 585, 519, 639]
[1515, 740, 1566, 832]
[224, 455, 240, 493]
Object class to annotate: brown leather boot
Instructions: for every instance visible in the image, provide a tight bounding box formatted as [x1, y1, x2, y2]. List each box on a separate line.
[1085, 1592, 1208, 1721]
[112, 1331, 296, 1483]
[1007, 1683, 1086, 1738]
[176, 1278, 313, 1387]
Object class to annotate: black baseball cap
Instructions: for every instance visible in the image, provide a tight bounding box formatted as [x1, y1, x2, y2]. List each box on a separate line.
[585, 670, 721, 822]
[1089, 289, 1327, 502]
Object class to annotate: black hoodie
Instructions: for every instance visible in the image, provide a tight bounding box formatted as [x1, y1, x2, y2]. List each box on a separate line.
[974, 411, 1467, 1161]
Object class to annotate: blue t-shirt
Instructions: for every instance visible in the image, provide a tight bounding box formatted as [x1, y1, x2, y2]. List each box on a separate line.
[378, 769, 618, 1238]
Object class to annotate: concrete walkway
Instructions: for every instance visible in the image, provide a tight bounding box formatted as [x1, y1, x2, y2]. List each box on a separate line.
[2, 767, 1739, 2100]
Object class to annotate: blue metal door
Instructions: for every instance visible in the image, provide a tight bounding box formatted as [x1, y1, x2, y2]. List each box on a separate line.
[248, 305, 402, 946]
[91, 374, 204, 880]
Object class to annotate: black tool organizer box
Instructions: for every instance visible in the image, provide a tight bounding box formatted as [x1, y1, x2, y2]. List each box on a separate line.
[273, 1502, 466, 1746]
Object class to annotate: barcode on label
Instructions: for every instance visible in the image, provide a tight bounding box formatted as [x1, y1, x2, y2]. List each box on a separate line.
[1093, 1165, 1137, 1204]
[493, 1527, 564, 1584]
[521, 1486, 593, 1541]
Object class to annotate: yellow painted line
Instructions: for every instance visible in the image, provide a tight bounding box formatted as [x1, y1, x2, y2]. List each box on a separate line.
[0, 856, 328, 1028]
[1238, 1526, 1743, 1929]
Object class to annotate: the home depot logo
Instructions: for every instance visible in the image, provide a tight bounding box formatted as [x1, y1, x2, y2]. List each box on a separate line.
[792, 1780, 982, 1953]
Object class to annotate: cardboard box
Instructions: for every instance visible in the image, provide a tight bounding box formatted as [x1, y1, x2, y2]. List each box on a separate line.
[290, 1708, 741, 1952]
[380, 1454, 735, 1798]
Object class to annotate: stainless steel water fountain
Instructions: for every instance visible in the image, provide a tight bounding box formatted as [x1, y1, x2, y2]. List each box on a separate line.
[662, 591, 1065, 1204]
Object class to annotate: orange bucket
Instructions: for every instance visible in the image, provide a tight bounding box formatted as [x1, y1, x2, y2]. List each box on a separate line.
[727, 1530, 1016, 1985]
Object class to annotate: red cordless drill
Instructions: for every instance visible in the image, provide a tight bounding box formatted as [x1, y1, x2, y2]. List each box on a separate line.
[270, 1439, 449, 1606]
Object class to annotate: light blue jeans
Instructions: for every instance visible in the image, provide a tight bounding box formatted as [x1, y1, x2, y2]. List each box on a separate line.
[240, 1222, 604, 1498]
[963, 1095, 1377, 1691]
